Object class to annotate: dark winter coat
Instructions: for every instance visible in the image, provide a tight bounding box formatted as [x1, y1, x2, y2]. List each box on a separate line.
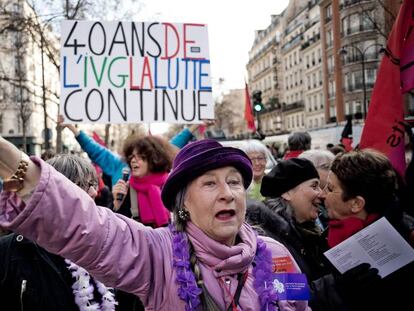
[246, 199, 329, 282]
[0, 233, 79, 311]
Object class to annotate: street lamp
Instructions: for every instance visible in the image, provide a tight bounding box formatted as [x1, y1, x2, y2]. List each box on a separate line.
[339, 43, 385, 119]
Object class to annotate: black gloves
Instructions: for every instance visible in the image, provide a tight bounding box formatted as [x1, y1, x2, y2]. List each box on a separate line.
[335, 263, 382, 302]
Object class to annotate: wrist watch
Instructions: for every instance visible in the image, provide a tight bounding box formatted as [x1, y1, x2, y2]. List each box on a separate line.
[3, 159, 29, 192]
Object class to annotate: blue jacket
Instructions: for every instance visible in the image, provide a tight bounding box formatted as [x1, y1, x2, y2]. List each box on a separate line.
[75, 128, 194, 186]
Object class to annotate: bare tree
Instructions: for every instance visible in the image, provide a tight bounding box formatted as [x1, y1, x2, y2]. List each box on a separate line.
[358, 0, 402, 40]
[30, 0, 145, 152]
[0, 3, 38, 152]
[1, 0, 146, 153]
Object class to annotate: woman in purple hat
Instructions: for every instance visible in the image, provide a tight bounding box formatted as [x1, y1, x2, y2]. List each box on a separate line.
[0, 136, 310, 311]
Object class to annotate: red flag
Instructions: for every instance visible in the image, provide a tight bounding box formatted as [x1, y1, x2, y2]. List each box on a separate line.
[340, 116, 353, 152]
[359, 0, 413, 177]
[92, 131, 106, 147]
[244, 83, 256, 131]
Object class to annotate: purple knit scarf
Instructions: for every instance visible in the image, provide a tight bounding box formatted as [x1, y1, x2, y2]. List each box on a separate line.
[170, 224, 278, 311]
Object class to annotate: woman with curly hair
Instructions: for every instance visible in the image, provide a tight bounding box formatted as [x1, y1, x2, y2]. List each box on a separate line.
[112, 134, 177, 227]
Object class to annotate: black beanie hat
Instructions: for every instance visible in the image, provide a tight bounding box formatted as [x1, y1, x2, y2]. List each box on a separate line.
[261, 158, 319, 198]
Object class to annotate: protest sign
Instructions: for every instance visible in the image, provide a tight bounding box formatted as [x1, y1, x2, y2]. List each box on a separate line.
[60, 21, 213, 124]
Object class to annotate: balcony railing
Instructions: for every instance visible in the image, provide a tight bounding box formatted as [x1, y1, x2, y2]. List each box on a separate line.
[282, 100, 304, 112]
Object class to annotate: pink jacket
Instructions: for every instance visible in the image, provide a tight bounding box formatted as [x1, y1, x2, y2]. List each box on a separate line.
[0, 158, 310, 311]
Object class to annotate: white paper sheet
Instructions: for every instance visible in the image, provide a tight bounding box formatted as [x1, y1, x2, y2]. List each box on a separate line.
[324, 217, 414, 277]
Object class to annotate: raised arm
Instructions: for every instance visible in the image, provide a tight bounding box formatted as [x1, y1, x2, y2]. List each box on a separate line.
[0, 136, 40, 200]
[170, 119, 215, 148]
[0, 137, 172, 300]
[58, 117, 128, 186]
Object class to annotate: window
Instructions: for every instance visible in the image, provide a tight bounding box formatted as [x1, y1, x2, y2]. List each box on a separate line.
[346, 73, 352, 91]
[362, 11, 373, 31]
[354, 71, 363, 89]
[345, 101, 352, 115]
[326, 4, 332, 21]
[350, 13, 359, 33]
[354, 101, 362, 113]
[319, 93, 324, 109]
[366, 69, 376, 84]
[342, 17, 349, 35]
[326, 30, 333, 47]
[330, 105, 336, 117]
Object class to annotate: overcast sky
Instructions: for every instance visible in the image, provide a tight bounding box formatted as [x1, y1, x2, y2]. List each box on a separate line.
[139, 0, 288, 92]
[136, 0, 289, 133]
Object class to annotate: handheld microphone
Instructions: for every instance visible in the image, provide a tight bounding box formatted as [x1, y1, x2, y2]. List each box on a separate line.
[116, 167, 130, 201]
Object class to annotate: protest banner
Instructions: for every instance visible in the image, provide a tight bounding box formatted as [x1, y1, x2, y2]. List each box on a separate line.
[60, 21, 213, 124]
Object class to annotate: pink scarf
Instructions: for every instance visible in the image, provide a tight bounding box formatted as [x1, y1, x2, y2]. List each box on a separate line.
[129, 172, 170, 227]
[328, 214, 379, 247]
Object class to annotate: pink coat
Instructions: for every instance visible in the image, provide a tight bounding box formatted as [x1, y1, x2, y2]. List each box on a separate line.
[0, 158, 310, 311]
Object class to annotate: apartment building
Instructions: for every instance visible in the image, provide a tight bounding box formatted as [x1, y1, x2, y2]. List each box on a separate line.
[246, 0, 400, 135]
[0, 0, 60, 154]
[302, 0, 325, 129]
[320, 0, 400, 123]
[246, 14, 285, 135]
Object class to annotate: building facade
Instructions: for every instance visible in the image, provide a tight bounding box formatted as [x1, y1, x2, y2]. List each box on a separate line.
[246, 0, 400, 136]
[0, 0, 60, 154]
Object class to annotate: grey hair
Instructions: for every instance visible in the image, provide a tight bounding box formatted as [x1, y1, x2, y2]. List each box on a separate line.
[172, 187, 188, 232]
[288, 132, 312, 151]
[46, 154, 97, 187]
[299, 149, 335, 170]
[266, 197, 294, 218]
[241, 140, 277, 170]
[241, 140, 268, 155]
[171, 186, 222, 310]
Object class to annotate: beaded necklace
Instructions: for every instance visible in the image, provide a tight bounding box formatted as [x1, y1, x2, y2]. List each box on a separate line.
[65, 259, 117, 311]
[170, 225, 279, 311]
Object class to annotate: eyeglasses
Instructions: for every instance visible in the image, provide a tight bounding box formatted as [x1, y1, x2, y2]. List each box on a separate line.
[77, 181, 98, 192]
[250, 156, 266, 163]
[127, 153, 145, 163]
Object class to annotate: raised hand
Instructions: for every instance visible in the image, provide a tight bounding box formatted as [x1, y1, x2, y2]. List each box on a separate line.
[57, 115, 80, 136]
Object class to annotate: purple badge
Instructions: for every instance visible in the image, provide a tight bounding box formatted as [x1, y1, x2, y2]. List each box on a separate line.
[271, 273, 310, 300]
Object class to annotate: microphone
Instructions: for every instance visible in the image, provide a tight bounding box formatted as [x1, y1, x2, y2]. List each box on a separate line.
[116, 167, 130, 201]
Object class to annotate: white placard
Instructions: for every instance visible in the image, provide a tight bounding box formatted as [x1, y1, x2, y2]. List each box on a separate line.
[60, 21, 213, 124]
[324, 217, 414, 277]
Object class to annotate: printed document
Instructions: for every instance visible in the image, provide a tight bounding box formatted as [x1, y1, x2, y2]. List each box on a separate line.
[324, 217, 414, 277]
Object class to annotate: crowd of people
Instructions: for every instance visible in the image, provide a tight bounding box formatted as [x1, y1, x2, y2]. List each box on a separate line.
[0, 123, 413, 311]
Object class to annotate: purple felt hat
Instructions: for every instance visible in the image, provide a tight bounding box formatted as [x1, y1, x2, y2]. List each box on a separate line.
[161, 139, 253, 210]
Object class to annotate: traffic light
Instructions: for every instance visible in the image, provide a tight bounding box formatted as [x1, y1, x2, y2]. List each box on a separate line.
[252, 90, 264, 112]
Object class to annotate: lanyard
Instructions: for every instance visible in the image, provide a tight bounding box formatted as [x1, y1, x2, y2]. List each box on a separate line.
[220, 271, 248, 311]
